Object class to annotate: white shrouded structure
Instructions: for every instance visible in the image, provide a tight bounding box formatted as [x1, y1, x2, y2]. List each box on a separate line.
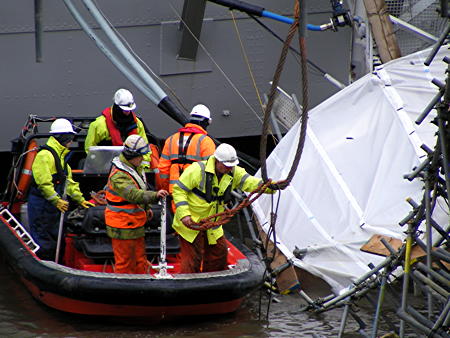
[252, 46, 449, 293]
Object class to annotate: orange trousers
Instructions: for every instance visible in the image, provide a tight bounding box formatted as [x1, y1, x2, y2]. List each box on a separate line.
[111, 237, 149, 274]
[179, 232, 228, 273]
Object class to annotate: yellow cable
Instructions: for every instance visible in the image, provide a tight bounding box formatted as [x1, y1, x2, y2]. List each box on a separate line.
[230, 11, 264, 112]
[230, 11, 279, 145]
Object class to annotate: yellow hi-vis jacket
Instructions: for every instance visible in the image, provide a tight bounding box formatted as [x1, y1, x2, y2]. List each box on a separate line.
[31, 136, 85, 205]
[172, 155, 273, 244]
[84, 112, 151, 169]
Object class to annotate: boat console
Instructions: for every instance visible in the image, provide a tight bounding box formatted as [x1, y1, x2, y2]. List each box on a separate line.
[68, 204, 179, 262]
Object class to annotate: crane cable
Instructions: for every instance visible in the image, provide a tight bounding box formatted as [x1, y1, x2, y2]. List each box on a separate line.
[258, 0, 309, 321]
[260, 0, 309, 190]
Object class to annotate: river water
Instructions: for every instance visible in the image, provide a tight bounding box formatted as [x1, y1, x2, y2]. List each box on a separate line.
[0, 257, 423, 337]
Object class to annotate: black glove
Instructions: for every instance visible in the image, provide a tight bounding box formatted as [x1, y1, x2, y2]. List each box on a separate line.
[268, 181, 288, 190]
[268, 183, 281, 190]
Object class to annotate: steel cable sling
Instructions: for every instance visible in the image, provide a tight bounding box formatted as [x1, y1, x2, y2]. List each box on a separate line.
[184, 1, 310, 232]
[258, 0, 309, 320]
[260, 0, 309, 189]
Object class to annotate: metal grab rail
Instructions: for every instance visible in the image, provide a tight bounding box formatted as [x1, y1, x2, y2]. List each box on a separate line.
[0, 208, 40, 253]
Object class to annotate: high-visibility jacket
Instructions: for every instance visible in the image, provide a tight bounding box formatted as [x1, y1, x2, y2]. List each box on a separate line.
[172, 155, 273, 244]
[105, 154, 158, 239]
[31, 136, 85, 205]
[85, 107, 151, 169]
[158, 123, 215, 193]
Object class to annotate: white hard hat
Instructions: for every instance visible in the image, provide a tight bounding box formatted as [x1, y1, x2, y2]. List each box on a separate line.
[190, 104, 211, 122]
[123, 134, 149, 158]
[114, 88, 136, 111]
[50, 118, 76, 134]
[214, 143, 239, 167]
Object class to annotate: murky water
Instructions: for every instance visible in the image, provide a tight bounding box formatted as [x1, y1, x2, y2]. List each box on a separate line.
[0, 258, 423, 337]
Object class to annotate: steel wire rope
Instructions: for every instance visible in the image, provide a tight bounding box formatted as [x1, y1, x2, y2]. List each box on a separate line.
[263, 190, 283, 322]
[90, 0, 189, 114]
[167, 0, 263, 124]
[259, 0, 309, 190]
[229, 11, 279, 147]
[257, 0, 308, 318]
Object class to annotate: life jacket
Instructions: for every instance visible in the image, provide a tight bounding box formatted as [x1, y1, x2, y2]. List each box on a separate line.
[30, 145, 68, 194]
[102, 106, 138, 146]
[104, 157, 148, 230]
[191, 161, 233, 205]
[159, 123, 215, 193]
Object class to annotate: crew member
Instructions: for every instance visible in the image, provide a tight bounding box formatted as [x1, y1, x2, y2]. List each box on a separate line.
[158, 104, 216, 211]
[85, 88, 151, 169]
[105, 134, 169, 274]
[172, 143, 281, 273]
[28, 118, 94, 260]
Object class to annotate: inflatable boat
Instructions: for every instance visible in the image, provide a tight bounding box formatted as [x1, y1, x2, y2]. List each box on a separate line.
[0, 115, 265, 318]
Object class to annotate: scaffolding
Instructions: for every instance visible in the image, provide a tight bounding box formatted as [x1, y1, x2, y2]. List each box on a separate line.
[295, 33, 450, 337]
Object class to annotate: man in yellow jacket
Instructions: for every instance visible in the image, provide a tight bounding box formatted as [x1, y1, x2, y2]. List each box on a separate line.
[28, 118, 94, 260]
[105, 134, 169, 274]
[85, 88, 151, 169]
[172, 143, 277, 273]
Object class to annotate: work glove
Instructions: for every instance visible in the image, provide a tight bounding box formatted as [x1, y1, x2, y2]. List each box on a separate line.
[268, 180, 288, 190]
[80, 200, 95, 209]
[56, 199, 69, 212]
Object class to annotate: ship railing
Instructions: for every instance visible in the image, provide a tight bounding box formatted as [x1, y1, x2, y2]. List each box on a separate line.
[0, 208, 40, 253]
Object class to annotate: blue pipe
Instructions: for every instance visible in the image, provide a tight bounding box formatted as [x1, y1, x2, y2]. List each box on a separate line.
[262, 10, 323, 31]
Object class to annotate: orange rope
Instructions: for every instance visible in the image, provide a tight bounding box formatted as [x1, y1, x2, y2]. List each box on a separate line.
[90, 190, 107, 205]
[184, 179, 286, 231]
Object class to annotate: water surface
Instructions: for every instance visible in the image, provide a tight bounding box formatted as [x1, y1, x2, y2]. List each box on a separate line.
[0, 259, 419, 337]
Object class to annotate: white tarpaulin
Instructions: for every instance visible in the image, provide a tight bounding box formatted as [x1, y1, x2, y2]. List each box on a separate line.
[252, 46, 449, 293]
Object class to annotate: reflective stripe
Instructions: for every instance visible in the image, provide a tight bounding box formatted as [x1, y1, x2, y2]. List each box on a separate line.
[168, 135, 175, 157]
[22, 169, 32, 175]
[238, 173, 250, 190]
[167, 153, 204, 161]
[111, 157, 147, 189]
[175, 201, 189, 207]
[105, 186, 121, 197]
[161, 153, 170, 160]
[47, 192, 59, 201]
[175, 180, 190, 192]
[196, 136, 205, 158]
[169, 179, 179, 185]
[160, 173, 169, 179]
[198, 161, 206, 190]
[106, 205, 145, 214]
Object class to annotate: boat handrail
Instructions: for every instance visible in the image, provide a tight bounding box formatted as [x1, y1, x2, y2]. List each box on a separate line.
[0, 208, 40, 253]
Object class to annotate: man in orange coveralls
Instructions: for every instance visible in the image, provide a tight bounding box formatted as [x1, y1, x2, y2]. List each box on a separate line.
[158, 104, 216, 211]
[105, 134, 168, 274]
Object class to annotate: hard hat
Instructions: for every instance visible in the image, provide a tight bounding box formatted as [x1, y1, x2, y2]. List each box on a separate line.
[50, 118, 76, 134]
[123, 134, 149, 158]
[114, 88, 136, 111]
[190, 104, 211, 122]
[214, 143, 239, 167]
